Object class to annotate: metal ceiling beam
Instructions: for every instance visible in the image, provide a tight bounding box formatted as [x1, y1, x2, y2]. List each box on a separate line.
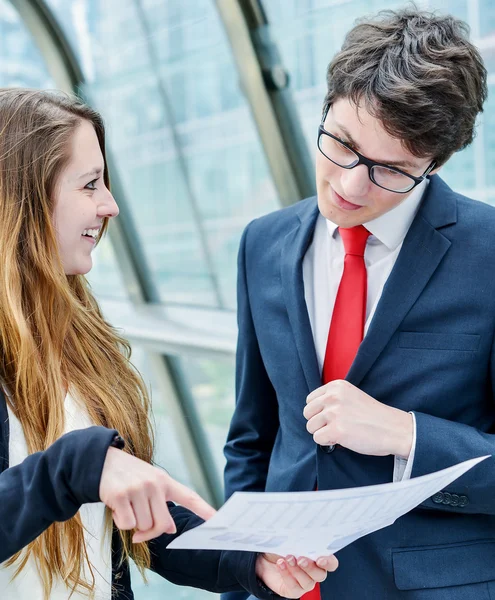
[215, 0, 316, 205]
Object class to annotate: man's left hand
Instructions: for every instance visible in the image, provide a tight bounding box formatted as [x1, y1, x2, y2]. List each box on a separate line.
[255, 553, 338, 598]
[303, 380, 413, 458]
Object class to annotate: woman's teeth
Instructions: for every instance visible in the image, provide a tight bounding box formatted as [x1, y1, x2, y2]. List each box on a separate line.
[82, 228, 99, 238]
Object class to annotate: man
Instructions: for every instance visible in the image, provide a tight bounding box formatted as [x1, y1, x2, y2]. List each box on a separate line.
[224, 7, 495, 600]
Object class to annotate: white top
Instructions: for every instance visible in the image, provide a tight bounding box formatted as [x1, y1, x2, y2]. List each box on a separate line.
[0, 391, 112, 600]
[302, 180, 428, 481]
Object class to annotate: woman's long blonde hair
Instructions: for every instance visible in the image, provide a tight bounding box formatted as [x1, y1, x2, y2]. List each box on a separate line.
[0, 88, 153, 597]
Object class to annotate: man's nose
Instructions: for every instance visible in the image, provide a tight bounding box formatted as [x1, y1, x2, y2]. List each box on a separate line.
[340, 164, 370, 198]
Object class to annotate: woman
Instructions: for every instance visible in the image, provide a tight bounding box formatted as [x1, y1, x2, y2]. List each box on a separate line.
[0, 88, 337, 600]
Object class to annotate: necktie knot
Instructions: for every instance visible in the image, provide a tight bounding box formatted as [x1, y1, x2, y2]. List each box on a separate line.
[339, 225, 370, 257]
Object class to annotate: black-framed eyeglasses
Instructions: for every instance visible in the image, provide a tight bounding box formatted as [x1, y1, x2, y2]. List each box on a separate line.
[317, 106, 436, 193]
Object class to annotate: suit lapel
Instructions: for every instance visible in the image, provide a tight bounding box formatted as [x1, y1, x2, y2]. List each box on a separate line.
[280, 199, 321, 393]
[347, 175, 457, 386]
[0, 388, 9, 472]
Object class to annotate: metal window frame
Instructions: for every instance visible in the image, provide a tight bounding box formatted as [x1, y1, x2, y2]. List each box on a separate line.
[215, 0, 317, 205]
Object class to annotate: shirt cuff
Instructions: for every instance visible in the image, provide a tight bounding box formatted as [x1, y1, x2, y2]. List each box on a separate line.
[393, 412, 417, 482]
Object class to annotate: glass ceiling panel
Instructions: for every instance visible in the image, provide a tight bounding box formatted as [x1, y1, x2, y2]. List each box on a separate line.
[263, 0, 494, 205]
[0, 0, 53, 87]
[47, 0, 281, 310]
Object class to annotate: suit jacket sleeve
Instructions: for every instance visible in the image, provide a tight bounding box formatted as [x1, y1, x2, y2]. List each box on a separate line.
[149, 503, 281, 599]
[410, 329, 495, 515]
[0, 425, 117, 562]
[224, 221, 279, 501]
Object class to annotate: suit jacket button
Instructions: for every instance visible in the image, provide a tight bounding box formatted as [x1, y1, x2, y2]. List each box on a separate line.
[442, 492, 452, 505]
[459, 495, 469, 508]
[432, 492, 444, 504]
[450, 494, 460, 507]
[320, 444, 335, 454]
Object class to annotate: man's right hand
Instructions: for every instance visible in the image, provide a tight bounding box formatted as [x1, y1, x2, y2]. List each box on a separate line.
[99, 447, 216, 543]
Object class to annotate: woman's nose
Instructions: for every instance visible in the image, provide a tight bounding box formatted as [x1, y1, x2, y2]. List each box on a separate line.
[98, 190, 119, 218]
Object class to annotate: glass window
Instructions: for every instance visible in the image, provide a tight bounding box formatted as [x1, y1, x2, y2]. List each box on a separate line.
[0, 0, 53, 88]
[484, 83, 495, 193]
[178, 354, 236, 475]
[480, 0, 495, 38]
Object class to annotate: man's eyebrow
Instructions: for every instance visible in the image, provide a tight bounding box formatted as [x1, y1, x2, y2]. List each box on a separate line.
[336, 124, 360, 150]
[78, 168, 103, 180]
[334, 123, 419, 170]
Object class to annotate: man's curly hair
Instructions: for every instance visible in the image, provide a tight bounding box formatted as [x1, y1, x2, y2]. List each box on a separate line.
[324, 6, 488, 166]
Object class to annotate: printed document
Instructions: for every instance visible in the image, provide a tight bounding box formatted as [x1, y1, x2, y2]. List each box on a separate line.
[168, 456, 488, 557]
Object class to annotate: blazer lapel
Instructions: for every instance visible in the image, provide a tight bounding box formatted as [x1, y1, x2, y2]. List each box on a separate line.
[0, 389, 9, 472]
[280, 198, 321, 393]
[347, 176, 457, 387]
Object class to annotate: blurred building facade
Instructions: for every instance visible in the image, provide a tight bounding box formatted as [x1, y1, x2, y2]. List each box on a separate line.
[1, 0, 494, 598]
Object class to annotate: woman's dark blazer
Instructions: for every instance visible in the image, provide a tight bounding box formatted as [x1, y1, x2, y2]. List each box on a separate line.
[0, 391, 277, 599]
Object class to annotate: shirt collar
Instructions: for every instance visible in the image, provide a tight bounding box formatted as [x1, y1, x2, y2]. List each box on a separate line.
[325, 179, 428, 250]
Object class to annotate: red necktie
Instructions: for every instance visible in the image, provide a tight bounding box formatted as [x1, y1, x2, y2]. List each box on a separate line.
[323, 225, 370, 384]
[302, 226, 369, 600]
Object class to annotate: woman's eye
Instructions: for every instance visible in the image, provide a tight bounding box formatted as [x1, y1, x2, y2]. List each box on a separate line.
[85, 178, 98, 191]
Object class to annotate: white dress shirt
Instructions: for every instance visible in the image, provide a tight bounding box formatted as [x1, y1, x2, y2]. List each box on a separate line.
[0, 391, 112, 600]
[303, 180, 428, 481]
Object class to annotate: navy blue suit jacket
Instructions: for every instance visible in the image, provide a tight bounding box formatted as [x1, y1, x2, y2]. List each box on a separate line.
[0, 392, 276, 599]
[224, 175, 495, 599]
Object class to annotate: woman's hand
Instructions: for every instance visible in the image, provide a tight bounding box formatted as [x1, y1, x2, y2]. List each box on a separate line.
[99, 447, 216, 543]
[256, 553, 338, 598]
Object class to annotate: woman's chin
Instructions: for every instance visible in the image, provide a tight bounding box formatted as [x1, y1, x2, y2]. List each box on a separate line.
[63, 259, 93, 276]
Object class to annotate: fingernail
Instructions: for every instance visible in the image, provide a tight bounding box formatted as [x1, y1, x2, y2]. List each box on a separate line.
[317, 558, 327, 568]
[298, 558, 309, 568]
[288, 556, 296, 567]
[277, 559, 286, 571]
